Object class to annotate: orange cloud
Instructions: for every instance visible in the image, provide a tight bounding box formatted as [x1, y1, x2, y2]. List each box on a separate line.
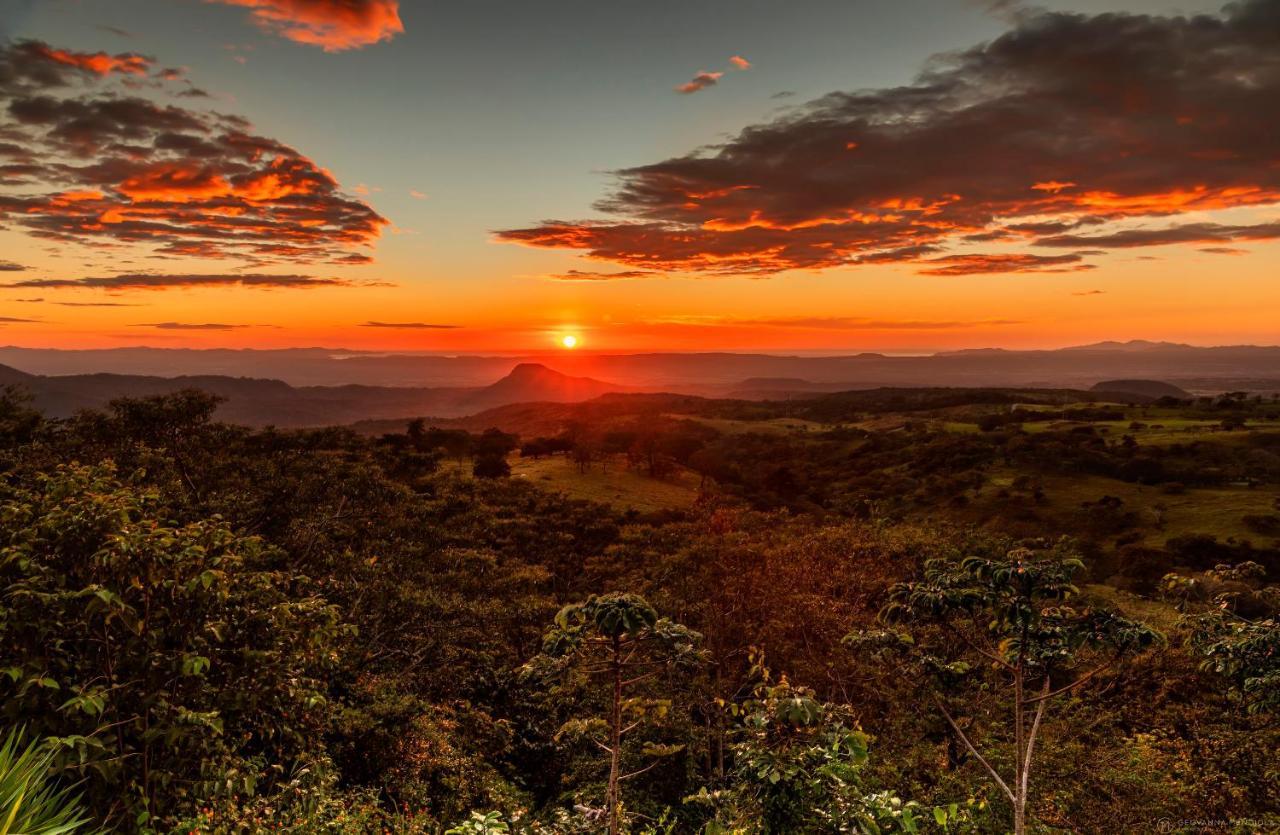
[207, 0, 404, 51]
[23, 42, 152, 76]
[729, 55, 751, 70]
[0, 41, 386, 264]
[676, 71, 723, 94]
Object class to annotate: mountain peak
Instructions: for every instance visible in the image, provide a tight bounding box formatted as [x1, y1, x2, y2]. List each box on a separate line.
[464, 363, 626, 409]
[506, 362, 557, 378]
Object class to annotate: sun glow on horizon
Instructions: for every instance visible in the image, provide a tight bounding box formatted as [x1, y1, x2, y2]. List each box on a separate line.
[560, 334, 579, 349]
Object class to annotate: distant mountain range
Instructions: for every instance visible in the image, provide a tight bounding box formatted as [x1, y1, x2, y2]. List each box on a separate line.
[2, 341, 1279, 394]
[2, 341, 1277, 428]
[0, 362, 629, 427]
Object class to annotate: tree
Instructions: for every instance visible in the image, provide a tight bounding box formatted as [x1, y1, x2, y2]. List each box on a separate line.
[0, 385, 41, 450]
[523, 594, 704, 835]
[473, 454, 512, 479]
[690, 651, 975, 834]
[572, 438, 598, 474]
[474, 428, 519, 459]
[853, 543, 1160, 835]
[1191, 610, 1279, 715]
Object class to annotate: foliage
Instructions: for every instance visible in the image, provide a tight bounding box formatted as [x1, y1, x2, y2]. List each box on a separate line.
[1191, 613, 1280, 715]
[1, 391, 1277, 830]
[524, 593, 704, 834]
[0, 464, 347, 829]
[868, 543, 1161, 834]
[690, 655, 978, 834]
[0, 727, 96, 835]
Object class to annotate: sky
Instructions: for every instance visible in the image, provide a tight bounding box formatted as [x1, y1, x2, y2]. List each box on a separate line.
[1, 0, 1278, 353]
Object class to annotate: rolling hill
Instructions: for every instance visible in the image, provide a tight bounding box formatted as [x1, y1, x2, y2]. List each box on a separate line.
[0, 362, 628, 427]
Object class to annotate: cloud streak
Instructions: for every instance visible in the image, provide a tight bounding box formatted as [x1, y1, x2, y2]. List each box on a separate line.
[1034, 221, 1280, 250]
[645, 314, 1022, 330]
[499, 1, 1280, 276]
[542, 269, 660, 281]
[3, 273, 379, 291]
[132, 321, 248, 330]
[360, 321, 460, 329]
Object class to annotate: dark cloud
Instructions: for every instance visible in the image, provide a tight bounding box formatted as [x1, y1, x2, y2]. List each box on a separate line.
[917, 253, 1094, 276]
[676, 71, 723, 95]
[56, 301, 144, 307]
[3, 273, 376, 290]
[206, 1, 404, 51]
[0, 39, 386, 264]
[1035, 221, 1280, 249]
[705, 315, 1023, 330]
[132, 321, 247, 330]
[0, 316, 39, 323]
[0, 260, 26, 271]
[543, 269, 659, 281]
[498, 1, 1280, 275]
[851, 244, 945, 265]
[1072, 289, 1106, 296]
[360, 321, 460, 329]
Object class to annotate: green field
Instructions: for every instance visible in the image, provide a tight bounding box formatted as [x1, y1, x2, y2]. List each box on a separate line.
[668, 413, 833, 435]
[509, 454, 700, 512]
[940, 411, 1275, 446]
[983, 468, 1280, 548]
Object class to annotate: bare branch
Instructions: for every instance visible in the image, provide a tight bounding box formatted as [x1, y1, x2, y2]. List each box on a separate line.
[949, 622, 1014, 671]
[1021, 677, 1050, 802]
[933, 693, 1016, 804]
[1024, 658, 1116, 704]
[620, 759, 664, 781]
[622, 671, 658, 687]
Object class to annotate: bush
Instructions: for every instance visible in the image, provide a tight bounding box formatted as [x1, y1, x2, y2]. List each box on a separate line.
[473, 454, 512, 479]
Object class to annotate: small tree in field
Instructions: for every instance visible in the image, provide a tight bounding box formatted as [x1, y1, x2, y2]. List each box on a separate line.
[523, 593, 704, 835]
[849, 543, 1160, 835]
[472, 453, 511, 479]
[1190, 605, 1279, 716]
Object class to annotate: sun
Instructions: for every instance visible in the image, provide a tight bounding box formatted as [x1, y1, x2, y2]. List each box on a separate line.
[561, 334, 578, 349]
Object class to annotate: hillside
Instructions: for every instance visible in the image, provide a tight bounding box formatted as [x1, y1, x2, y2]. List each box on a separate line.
[1090, 379, 1194, 400]
[457, 363, 627, 411]
[0, 362, 630, 427]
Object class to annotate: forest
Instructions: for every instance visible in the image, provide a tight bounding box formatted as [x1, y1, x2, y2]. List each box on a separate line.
[1, 385, 1277, 833]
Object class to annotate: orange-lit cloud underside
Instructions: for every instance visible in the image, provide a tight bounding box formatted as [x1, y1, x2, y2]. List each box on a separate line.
[0, 40, 385, 264]
[207, 0, 403, 51]
[497, 1, 1280, 277]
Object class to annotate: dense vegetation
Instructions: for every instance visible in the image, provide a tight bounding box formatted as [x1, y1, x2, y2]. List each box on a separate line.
[0, 385, 1277, 833]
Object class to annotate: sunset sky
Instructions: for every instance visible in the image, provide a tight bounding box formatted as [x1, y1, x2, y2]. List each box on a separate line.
[2, 0, 1278, 352]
